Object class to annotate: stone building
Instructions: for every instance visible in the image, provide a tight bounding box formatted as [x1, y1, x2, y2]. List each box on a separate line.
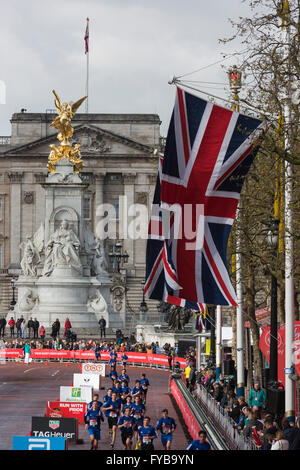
[0, 111, 163, 328]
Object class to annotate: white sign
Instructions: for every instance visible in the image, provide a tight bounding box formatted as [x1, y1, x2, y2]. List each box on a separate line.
[81, 363, 106, 377]
[73, 373, 100, 390]
[59, 386, 93, 403]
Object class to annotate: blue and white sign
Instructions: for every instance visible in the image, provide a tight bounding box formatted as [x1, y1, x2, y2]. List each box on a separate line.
[12, 436, 67, 450]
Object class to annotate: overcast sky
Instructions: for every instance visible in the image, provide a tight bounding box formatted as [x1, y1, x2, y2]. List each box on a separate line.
[0, 0, 252, 137]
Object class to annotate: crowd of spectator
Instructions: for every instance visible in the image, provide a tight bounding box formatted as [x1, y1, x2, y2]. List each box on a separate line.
[186, 366, 300, 450]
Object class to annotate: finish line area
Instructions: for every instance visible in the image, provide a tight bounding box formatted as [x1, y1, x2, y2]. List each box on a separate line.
[0, 361, 189, 451]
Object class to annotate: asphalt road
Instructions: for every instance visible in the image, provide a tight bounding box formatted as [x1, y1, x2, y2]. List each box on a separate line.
[0, 361, 188, 450]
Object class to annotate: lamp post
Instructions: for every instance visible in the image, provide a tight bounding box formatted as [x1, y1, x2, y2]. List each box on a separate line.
[267, 218, 279, 384]
[139, 279, 148, 321]
[228, 65, 242, 112]
[109, 241, 129, 273]
[10, 278, 16, 310]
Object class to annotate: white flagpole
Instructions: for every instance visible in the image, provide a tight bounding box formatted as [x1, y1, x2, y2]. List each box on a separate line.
[236, 208, 244, 397]
[85, 17, 89, 113]
[281, 1, 295, 419]
[216, 305, 222, 380]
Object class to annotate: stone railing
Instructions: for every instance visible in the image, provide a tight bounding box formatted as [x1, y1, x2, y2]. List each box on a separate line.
[0, 136, 11, 145]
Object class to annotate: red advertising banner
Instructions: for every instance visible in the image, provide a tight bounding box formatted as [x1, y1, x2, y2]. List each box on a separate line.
[259, 321, 300, 384]
[2, 349, 187, 369]
[170, 379, 200, 440]
[46, 401, 87, 424]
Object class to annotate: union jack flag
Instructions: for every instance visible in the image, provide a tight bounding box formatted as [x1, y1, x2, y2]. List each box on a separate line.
[144, 86, 265, 307]
[84, 19, 89, 54]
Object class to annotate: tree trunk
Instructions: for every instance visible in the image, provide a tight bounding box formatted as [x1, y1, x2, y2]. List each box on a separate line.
[278, 283, 285, 325]
[247, 267, 263, 385]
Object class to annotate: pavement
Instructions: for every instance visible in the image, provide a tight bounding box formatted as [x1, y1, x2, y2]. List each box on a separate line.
[0, 361, 189, 450]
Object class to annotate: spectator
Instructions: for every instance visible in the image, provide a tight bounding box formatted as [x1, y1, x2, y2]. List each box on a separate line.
[16, 317, 22, 338]
[8, 317, 15, 338]
[27, 317, 34, 339]
[51, 319, 60, 340]
[212, 381, 223, 405]
[33, 318, 39, 339]
[229, 400, 241, 424]
[243, 410, 263, 438]
[0, 316, 7, 337]
[20, 316, 26, 339]
[271, 430, 289, 450]
[248, 381, 266, 410]
[282, 419, 300, 450]
[39, 325, 45, 342]
[23, 342, 31, 365]
[99, 316, 106, 338]
[63, 318, 72, 338]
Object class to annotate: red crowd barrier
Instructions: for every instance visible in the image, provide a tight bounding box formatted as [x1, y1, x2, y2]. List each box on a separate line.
[2, 349, 187, 369]
[170, 379, 200, 440]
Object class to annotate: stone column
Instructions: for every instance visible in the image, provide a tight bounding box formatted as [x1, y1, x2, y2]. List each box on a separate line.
[8, 172, 23, 268]
[34, 173, 46, 231]
[122, 173, 136, 275]
[94, 173, 106, 235]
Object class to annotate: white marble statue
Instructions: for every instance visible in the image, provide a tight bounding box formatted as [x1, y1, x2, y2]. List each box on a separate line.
[87, 288, 108, 321]
[42, 219, 81, 276]
[93, 238, 109, 276]
[17, 288, 39, 312]
[20, 235, 41, 277]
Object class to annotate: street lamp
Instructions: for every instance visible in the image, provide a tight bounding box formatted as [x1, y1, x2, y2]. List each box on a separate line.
[140, 279, 148, 314]
[228, 65, 242, 111]
[10, 278, 17, 310]
[109, 241, 129, 273]
[267, 218, 279, 384]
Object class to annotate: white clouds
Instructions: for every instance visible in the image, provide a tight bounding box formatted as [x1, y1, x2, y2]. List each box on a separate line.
[0, 0, 251, 137]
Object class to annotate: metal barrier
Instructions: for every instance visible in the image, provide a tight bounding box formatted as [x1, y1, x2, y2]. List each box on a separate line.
[194, 384, 259, 450]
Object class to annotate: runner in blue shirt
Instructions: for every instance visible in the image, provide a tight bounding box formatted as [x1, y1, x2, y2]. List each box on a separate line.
[85, 393, 103, 423]
[131, 396, 145, 444]
[110, 348, 118, 360]
[109, 368, 118, 382]
[186, 430, 212, 450]
[119, 368, 130, 384]
[131, 380, 143, 399]
[94, 344, 101, 361]
[138, 416, 158, 451]
[118, 406, 136, 450]
[121, 352, 129, 367]
[112, 380, 122, 399]
[120, 381, 131, 403]
[121, 396, 133, 415]
[85, 401, 104, 450]
[140, 373, 150, 404]
[109, 357, 117, 370]
[102, 388, 113, 438]
[156, 409, 177, 450]
[102, 391, 120, 448]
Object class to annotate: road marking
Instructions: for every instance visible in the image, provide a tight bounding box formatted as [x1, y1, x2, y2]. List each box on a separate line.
[23, 368, 39, 374]
[52, 370, 60, 377]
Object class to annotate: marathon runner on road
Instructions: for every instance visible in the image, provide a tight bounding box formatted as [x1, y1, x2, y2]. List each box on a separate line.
[102, 391, 121, 448]
[156, 409, 177, 450]
[138, 416, 158, 451]
[117, 406, 136, 450]
[85, 400, 104, 450]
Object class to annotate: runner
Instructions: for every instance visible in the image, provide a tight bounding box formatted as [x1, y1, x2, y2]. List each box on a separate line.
[121, 351, 129, 368]
[140, 373, 150, 404]
[85, 400, 104, 450]
[131, 395, 145, 445]
[23, 342, 31, 365]
[109, 368, 118, 383]
[86, 394, 103, 414]
[138, 416, 158, 451]
[120, 380, 131, 403]
[121, 395, 133, 415]
[102, 391, 121, 448]
[112, 380, 122, 399]
[102, 388, 113, 438]
[117, 406, 136, 450]
[119, 368, 130, 384]
[186, 430, 212, 450]
[94, 343, 101, 362]
[131, 380, 143, 399]
[156, 409, 177, 450]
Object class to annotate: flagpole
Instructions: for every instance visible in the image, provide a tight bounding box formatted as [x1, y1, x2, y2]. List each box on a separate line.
[85, 17, 89, 113]
[216, 306, 222, 380]
[281, 0, 295, 420]
[227, 66, 244, 397]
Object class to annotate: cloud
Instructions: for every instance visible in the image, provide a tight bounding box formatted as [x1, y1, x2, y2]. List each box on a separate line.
[0, 0, 250, 137]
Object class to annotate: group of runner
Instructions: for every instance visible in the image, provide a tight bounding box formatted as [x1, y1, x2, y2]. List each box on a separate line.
[84, 348, 177, 451]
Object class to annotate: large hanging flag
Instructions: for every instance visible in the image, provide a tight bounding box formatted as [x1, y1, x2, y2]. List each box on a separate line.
[145, 86, 265, 307]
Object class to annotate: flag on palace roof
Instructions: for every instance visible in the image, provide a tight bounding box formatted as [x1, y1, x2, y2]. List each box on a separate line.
[144, 86, 265, 308]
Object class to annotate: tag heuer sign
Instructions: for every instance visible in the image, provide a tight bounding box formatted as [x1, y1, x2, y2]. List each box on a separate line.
[31, 417, 78, 443]
[49, 420, 60, 430]
[72, 388, 81, 398]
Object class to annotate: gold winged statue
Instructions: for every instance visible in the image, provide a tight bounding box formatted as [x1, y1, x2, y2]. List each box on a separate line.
[47, 90, 87, 174]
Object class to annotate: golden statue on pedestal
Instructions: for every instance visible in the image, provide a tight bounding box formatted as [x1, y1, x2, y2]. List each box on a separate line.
[47, 90, 87, 174]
